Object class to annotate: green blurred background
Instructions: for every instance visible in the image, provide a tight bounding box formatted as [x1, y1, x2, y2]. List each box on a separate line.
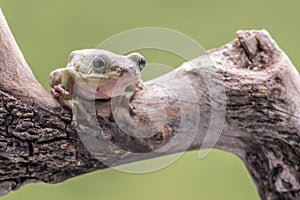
[1, 0, 299, 199]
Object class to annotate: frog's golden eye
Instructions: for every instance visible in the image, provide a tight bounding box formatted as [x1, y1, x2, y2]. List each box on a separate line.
[139, 57, 146, 70]
[92, 57, 106, 72]
[127, 52, 146, 71]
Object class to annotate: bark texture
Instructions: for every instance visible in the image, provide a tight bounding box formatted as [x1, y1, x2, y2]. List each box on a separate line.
[0, 9, 299, 200]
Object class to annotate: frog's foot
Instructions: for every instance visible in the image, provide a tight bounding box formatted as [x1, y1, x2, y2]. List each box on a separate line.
[70, 119, 78, 127]
[71, 118, 97, 128]
[70, 113, 97, 127]
[135, 80, 144, 90]
[51, 84, 70, 97]
[86, 115, 98, 127]
[51, 88, 60, 97]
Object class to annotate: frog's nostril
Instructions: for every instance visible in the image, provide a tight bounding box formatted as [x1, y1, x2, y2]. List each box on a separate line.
[111, 65, 123, 72]
[119, 67, 125, 72]
[123, 67, 135, 74]
[112, 66, 131, 74]
[111, 66, 136, 75]
[110, 66, 120, 72]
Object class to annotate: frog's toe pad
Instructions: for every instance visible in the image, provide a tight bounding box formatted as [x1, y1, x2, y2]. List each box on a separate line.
[51, 88, 61, 97]
[53, 84, 70, 96]
[70, 120, 78, 127]
[136, 80, 144, 90]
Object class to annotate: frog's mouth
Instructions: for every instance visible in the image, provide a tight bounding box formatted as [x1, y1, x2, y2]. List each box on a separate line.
[85, 71, 122, 80]
[74, 73, 139, 99]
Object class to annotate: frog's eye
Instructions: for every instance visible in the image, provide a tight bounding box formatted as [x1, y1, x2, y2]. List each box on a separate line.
[127, 53, 146, 71]
[138, 57, 146, 70]
[92, 57, 106, 72]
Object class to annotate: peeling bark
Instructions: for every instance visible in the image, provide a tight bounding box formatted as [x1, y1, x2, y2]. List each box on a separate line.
[0, 9, 299, 200]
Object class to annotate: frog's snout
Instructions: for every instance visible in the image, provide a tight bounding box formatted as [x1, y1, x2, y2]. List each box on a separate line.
[111, 65, 137, 75]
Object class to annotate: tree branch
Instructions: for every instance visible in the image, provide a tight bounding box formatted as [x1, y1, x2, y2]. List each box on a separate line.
[0, 9, 299, 200]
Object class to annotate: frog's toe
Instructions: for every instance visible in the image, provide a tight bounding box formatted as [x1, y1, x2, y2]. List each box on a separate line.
[70, 120, 78, 127]
[51, 88, 60, 97]
[53, 84, 70, 96]
[86, 115, 98, 126]
[136, 80, 144, 90]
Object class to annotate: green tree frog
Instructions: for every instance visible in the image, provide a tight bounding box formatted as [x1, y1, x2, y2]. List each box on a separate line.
[49, 49, 146, 125]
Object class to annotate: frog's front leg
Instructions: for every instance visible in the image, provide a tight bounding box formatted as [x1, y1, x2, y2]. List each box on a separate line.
[60, 67, 80, 98]
[60, 68, 97, 125]
[49, 67, 77, 98]
[62, 98, 97, 126]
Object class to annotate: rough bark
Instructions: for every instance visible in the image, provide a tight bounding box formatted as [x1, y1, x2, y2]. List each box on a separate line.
[0, 9, 299, 200]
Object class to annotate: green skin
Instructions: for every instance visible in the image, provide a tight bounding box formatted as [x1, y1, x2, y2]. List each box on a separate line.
[49, 49, 146, 124]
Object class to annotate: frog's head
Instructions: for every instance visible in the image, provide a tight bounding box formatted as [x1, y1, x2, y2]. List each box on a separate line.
[67, 49, 146, 98]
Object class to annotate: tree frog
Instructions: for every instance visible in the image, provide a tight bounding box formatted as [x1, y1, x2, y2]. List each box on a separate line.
[49, 49, 146, 125]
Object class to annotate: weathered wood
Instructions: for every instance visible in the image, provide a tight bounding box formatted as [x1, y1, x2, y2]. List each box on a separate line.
[0, 9, 299, 199]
